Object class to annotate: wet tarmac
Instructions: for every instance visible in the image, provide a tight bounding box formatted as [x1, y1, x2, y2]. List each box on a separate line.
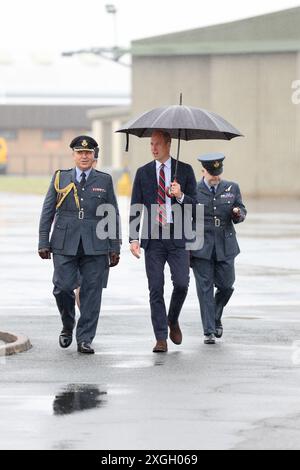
[0, 193, 300, 450]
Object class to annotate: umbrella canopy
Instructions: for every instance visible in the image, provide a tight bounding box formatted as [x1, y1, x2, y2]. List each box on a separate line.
[117, 97, 243, 182]
[117, 104, 243, 142]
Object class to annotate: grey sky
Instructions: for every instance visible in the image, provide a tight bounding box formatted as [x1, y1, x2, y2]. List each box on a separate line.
[1, 0, 300, 55]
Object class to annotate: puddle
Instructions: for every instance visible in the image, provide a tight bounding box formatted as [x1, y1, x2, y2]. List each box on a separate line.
[53, 384, 107, 416]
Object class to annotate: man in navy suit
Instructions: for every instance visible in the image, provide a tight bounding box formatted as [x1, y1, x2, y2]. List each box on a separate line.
[129, 130, 197, 353]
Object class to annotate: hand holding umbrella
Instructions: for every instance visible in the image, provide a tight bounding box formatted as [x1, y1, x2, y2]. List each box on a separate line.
[167, 180, 183, 199]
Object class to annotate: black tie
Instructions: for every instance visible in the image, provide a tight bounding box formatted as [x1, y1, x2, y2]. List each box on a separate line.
[80, 172, 86, 188]
[211, 186, 216, 195]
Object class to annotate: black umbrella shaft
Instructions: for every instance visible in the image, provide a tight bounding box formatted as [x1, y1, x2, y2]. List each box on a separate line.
[174, 130, 181, 180]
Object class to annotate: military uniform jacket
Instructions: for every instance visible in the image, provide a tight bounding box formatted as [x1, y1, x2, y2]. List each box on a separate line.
[39, 168, 121, 256]
[191, 179, 247, 261]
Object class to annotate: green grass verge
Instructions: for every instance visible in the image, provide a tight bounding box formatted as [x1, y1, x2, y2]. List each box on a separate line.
[0, 176, 52, 195]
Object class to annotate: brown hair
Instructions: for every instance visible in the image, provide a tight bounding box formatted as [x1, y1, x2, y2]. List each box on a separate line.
[152, 130, 172, 144]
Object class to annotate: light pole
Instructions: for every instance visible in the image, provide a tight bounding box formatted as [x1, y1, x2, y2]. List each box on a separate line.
[62, 3, 129, 66]
[105, 4, 118, 49]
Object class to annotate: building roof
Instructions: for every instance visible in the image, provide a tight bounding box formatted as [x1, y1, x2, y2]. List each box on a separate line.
[87, 106, 131, 120]
[0, 105, 105, 130]
[132, 7, 300, 56]
[0, 55, 130, 106]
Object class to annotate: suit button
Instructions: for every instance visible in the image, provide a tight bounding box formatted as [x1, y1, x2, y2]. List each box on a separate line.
[82, 188, 85, 191]
[214, 207, 217, 210]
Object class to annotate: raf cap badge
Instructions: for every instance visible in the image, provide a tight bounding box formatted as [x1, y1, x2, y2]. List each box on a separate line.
[214, 161, 220, 169]
[82, 140, 88, 148]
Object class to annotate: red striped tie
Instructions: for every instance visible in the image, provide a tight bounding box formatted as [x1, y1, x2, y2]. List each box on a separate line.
[157, 164, 167, 226]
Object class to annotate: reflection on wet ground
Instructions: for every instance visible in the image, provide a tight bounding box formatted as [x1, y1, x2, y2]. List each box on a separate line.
[53, 384, 107, 416]
[109, 350, 182, 369]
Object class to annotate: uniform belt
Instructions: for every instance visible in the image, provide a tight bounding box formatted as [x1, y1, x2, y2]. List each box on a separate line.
[205, 218, 229, 228]
[57, 211, 99, 221]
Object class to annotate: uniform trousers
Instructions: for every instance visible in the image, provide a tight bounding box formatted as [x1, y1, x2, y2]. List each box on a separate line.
[192, 250, 235, 335]
[53, 240, 108, 344]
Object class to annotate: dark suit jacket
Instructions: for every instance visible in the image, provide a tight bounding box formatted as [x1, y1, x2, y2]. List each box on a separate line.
[191, 178, 247, 261]
[39, 168, 121, 256]
[130, 158, 197, 250]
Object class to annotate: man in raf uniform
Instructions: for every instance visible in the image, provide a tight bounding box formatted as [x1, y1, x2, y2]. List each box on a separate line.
[190, 153, 247, 345]
[74, 146, 107, 309]
[38, 136, 121, 354]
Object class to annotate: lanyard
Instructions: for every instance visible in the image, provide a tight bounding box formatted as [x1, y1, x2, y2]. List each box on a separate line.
[54, 171, 80, 211]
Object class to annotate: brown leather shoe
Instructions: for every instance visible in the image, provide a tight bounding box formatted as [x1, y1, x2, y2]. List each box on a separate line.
[153, 340, 168, 353]
[168, 322, 182, 345]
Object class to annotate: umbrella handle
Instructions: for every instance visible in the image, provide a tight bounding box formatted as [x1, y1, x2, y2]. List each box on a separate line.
[166, 177, 178, 199]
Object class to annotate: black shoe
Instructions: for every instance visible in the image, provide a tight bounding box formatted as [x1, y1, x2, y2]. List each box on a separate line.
[59, 331, 73, 349]
[215, 325, 223, 339]
[77, 342, 95, 354]
[204, 334, 216, 345]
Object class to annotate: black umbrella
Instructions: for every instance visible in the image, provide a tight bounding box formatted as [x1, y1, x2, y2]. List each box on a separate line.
[117, 94, 243, 180]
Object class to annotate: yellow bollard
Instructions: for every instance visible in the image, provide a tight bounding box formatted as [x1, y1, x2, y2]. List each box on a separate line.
[117, 170, 132, 197]
[0, 137, 8, 175]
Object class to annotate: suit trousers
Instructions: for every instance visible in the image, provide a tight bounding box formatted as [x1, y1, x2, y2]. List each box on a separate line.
[192, 253, 235, 335]
[53, 241, 108, 344]
[144, 238, 190, 341]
